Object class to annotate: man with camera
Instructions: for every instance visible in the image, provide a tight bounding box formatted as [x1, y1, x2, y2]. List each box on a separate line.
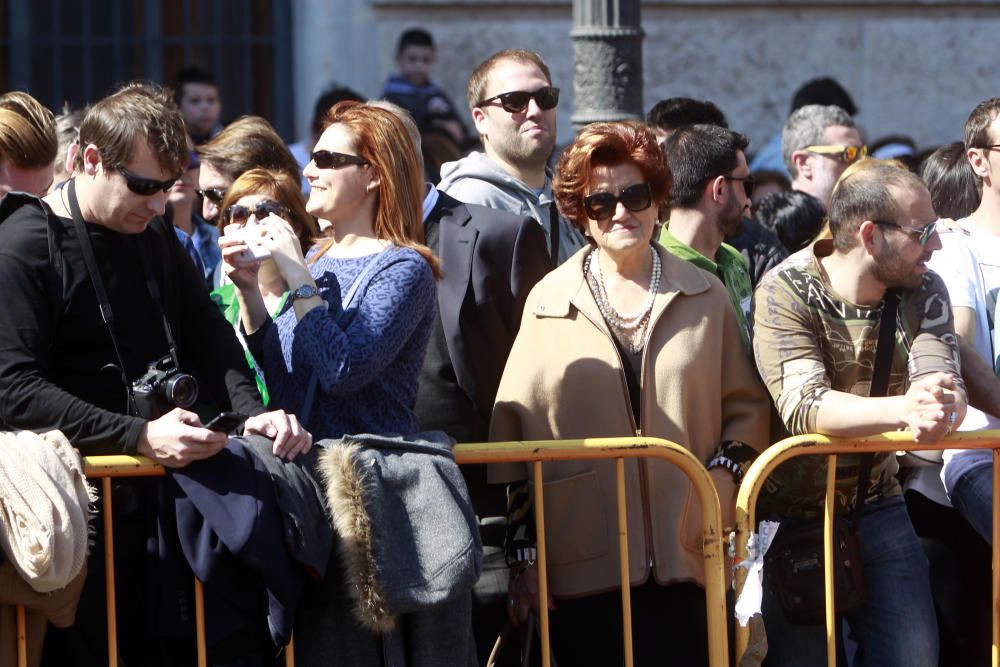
[0, 83, 309, 664]
[0, 82, 309, 465]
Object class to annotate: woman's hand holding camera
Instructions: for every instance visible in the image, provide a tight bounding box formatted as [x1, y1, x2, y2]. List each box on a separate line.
[255, 215, 309, 281]
[219, 223, 262, 290]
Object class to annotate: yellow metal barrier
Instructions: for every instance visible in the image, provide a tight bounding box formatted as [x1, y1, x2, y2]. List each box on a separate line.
[453, 437, 731, 667]
[734, 430, 1000, 667]
[15, 438, 728, 667]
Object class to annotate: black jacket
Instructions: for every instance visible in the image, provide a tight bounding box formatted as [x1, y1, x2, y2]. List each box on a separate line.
[416, 190, 551, 522]
[0, 193, 262, 453]
[725, 216, 789, 288]
[416, 189, 550, 438]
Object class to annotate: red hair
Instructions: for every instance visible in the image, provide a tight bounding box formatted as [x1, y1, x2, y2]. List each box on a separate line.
[218, 168, 319, 254]
[313, 101, 440, 278]
[554, 121, 671, 233]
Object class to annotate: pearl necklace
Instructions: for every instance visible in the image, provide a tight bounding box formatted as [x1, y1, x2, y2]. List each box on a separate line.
[586, 246, 661, 352]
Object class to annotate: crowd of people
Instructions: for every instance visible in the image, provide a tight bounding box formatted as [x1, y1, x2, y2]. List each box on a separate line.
[0, 25, 998, 667]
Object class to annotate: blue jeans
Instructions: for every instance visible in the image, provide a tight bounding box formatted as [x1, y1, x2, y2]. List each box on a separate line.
[762, 495, 938, 667]
[950, 463, 993, 544]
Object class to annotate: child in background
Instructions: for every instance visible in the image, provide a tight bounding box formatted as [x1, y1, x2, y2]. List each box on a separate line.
[382, 28, 467, 147]
[174, 66, 223, 144]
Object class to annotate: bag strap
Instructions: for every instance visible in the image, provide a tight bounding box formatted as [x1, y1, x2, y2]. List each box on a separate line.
[299, 246, 396, 425]
[850, 288, 899, 528]
[869, 289, 898, 397]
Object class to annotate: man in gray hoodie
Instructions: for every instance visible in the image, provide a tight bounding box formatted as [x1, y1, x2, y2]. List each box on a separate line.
[437, 49, 585, 265]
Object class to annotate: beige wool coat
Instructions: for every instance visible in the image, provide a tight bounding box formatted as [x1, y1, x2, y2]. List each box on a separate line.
[490, 243, 770, 598]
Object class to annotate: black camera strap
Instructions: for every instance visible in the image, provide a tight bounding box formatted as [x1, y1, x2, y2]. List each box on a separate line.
[136, 246, 183, 370]
[67, 179, 137, 413]
[66, 179, 181, 410]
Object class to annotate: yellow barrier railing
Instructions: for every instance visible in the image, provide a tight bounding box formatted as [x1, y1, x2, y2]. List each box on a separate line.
[73, 456, 296, 667]
[453, 437, 730, 667]
[734, 430, 1000, 667]
[18, 433, 995, 666]
[15, 438, 728, 667]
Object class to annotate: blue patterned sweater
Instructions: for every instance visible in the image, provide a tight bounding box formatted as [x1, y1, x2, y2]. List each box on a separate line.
[245, 247, 436, 440]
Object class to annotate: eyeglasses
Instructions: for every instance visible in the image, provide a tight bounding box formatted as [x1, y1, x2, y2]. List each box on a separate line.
[873, 218, 937, 246]
[310, 150, 369, 170]
[196, 188, 227, 205]
[804, 144, 868, 164]
[117, 166, 177, 196]
[979, 144, 1000, 152]
[583, 183, 652, 221]
[724, 175, 755, 198]
[477, 87, 560, 114]
[223, 200, 291, 227]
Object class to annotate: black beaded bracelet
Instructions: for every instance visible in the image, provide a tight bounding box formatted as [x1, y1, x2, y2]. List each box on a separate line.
[707, 455, 745, 485]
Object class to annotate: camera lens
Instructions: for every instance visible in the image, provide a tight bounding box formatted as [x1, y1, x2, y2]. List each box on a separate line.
[164, 374, 199, 408]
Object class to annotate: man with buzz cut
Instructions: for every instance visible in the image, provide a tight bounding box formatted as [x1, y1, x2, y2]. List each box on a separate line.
[374, 98, 551, 667]
[660, 124, 754, 349]
[438, 48, 585, 265]
[782, 103, 865, 210]
[753, 159, 965, 667]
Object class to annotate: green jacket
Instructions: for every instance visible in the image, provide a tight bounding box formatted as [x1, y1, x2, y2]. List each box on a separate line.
[659, 227, 752, 350]
[210, 283, 288, 406]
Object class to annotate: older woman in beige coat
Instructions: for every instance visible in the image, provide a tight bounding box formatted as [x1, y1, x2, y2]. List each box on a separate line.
[490, 121, 769, 666]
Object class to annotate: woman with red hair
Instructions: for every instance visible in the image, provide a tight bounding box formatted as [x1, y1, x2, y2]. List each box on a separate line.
[491, 121, 769, 665]
[222, 100, 439, 443]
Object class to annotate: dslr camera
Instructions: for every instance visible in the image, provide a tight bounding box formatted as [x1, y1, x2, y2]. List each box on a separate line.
[131, 354, 199, 420]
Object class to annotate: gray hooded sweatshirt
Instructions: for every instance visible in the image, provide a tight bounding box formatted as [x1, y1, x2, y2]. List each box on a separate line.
[437, 151, 585, 265]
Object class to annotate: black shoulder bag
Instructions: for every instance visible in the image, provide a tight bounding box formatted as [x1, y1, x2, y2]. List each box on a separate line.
[765, 289, 898, 625]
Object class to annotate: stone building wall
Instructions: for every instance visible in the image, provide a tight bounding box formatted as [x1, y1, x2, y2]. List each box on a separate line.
[292, 0, 1000, 156]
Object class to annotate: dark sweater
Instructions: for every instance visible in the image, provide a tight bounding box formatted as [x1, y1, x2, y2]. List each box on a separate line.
[0, 196, 262, 453]
[246, 247, 436, 441]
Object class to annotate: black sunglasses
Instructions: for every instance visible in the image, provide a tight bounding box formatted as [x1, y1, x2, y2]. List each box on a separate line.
[583, 183, 653, 221]
[223, 200, 291, 227]
[196, 187, 227, 205]
[874, 219, 937, 247]
[117, 166, 177, 196]
[724, 175, 755, 199]
[311, 150, 369, 170]
[477, 86, 560, 114]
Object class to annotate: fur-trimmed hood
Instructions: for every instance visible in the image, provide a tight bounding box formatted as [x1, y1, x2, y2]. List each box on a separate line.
[317, 432, 482, 633]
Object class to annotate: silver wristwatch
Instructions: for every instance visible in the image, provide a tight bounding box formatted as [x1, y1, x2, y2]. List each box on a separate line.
[289, 284, 321, 302]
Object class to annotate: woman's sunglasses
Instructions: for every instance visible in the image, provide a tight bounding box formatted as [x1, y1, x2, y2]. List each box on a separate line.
[223, 200, 290, 227]
[583, 183, 652, 221]
[117, 166, 177, 196]
[311, 150, 370, 170]
[477, 86, 560, 114]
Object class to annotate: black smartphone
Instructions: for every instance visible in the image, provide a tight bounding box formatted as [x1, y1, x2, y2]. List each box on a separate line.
[205, 411, 247, 434]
